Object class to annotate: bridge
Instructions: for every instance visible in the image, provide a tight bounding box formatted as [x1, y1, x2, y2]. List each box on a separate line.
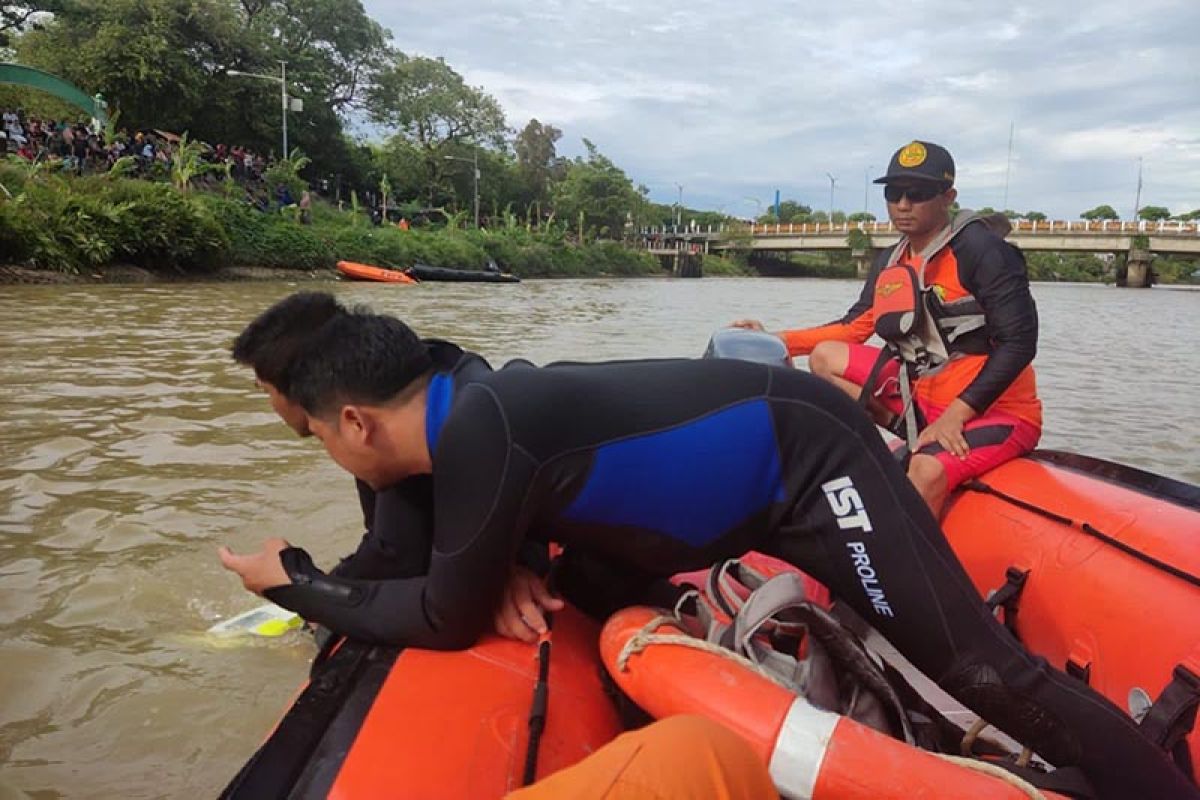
[638, 219, 1200, 285]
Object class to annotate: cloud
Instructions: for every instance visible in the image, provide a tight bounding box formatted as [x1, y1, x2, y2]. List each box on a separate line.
[366, 0, 1200, 218]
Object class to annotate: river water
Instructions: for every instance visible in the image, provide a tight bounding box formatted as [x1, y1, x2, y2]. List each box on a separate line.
[0, 278, 1196, 799]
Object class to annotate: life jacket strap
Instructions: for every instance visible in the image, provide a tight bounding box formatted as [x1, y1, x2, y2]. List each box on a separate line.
[1140, 664, 1200, 780]
[856, 345, 925, 452]
[983, 566, 1030, 639]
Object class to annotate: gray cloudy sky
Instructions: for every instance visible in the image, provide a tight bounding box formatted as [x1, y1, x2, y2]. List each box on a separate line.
[363, 0, 1198, 220]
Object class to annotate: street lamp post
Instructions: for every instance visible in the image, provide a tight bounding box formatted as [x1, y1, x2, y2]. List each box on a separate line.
[863, 166, 872, 216]
[826, 173, 837, 223]
[280, 60, 287, 158]
[227, 61, 290, 158]
[1132, 157, 1144, 222]
[744, 196, 763, 221]
[444, 148, 480, 228]
[675, 183, 684, 229]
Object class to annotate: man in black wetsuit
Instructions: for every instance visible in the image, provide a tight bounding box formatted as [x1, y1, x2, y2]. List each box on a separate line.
[224, 292, 560, 636]
[219, 295, 1195, 800]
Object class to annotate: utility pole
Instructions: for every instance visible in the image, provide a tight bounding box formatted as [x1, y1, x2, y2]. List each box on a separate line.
[826, 173, 837, 222]
[675, 183, 684, 229]
[863, 166, 872, 215]
[1002, 121, 1015, 211]
[280, 60, 288, 158]
[1132, 157, 1143, 221]
[472, 146, 480, 228]
[443, 146, 481, 228]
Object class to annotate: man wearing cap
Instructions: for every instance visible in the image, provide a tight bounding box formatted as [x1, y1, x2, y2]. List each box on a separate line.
[735, 140, 1041, 514]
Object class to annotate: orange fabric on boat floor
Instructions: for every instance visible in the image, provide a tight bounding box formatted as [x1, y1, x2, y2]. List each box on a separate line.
[504, 715, 779, 800]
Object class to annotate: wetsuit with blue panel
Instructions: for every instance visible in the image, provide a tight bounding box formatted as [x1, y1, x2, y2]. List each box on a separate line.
[266, 342, 1197, 800]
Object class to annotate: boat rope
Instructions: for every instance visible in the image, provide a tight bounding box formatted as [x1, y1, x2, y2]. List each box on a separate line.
[933, 754, 1048, 799]
[615, 614, 795, 690]
[963, 479, 1200, 590]
[961, 717, 1035, 765]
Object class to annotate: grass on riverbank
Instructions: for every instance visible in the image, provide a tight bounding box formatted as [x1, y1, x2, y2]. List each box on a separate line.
[0, 167, 662, 278]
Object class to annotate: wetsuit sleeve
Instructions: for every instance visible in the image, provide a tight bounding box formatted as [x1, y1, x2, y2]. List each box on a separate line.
[778, 250, 886, 356]
[265, 385, 537, 648]
[329, 478, 434, 580]
[956, 240, 1038, 413]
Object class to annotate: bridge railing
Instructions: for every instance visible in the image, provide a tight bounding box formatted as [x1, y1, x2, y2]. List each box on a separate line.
[637, 219, 1200, 238]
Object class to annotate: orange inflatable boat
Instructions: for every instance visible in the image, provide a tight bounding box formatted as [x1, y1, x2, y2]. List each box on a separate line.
[946, 450, 1200, 771]
[220, 605, 622, 799]
[222, 450, 1198, 798]
[335, 260, 418, 284]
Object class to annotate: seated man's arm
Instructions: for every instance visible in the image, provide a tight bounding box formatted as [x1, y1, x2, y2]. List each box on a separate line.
[741, 251, 885, 357]
[957, 240, 1038, 414]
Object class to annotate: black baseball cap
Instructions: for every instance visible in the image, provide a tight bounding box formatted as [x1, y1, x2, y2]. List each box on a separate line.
[873, 141, 955, 186]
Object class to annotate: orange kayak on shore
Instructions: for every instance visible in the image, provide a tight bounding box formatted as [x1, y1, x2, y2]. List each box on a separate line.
[335, 260, 418, 284]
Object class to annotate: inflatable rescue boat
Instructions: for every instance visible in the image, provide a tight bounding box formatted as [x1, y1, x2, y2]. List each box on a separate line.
[221, 330, 1198, 798]
[222, 447, 1198, 799]
[220, 605, 621, 799]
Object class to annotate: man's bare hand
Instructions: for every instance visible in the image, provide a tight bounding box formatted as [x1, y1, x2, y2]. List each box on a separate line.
[916, 399, 976, 459]
[493, 564, 565, 643]
[218, 537, 292, 595]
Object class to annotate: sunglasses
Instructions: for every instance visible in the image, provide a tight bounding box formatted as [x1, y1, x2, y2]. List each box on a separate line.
[884, 184, 948, 204]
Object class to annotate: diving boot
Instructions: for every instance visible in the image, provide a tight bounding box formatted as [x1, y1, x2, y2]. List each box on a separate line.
[940, 659, 1083, 767]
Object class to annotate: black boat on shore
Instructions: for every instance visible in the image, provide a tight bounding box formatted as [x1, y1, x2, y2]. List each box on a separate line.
[408, 261, 520, 283]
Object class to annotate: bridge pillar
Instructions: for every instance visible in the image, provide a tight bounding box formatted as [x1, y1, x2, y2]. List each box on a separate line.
[1124, 248, 1153, 288]
[852, 249, 872, 278]
[678, 252, 703, 278]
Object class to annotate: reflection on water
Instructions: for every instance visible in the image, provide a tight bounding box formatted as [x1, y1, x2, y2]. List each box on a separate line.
[0, 278, 1196, 798]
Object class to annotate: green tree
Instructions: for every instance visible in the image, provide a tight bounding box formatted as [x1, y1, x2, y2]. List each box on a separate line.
[1, 1, 64, 48]
[372, 138, 429, 204]
[1024, 211, 1047, 222]
[756, 199, 811, 224]
[1137, 205, 1171, 221]
[847, 212, 876, 223]
[1081, 204, 1119, 221]
[514, 118, 564, 206]
[366, 54, 508, 149]
[365, 54, 508, 203]
[1174, 209, 1200, 221]
[552, 139, 642, 240]
[16, 0, 239, 133]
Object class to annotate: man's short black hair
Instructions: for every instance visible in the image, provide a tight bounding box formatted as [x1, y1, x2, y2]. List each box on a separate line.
[289, 311, 433, 418]
[231, 292, 347, 394]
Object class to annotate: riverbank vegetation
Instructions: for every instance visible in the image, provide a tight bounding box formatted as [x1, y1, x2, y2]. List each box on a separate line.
[0, 164, 661, 277]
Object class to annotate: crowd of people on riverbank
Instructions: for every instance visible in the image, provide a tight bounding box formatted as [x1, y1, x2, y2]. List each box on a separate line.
[1, 107, 272, 184]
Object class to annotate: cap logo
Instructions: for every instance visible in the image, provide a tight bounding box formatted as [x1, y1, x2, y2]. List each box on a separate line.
[898, 142, 927, 168]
